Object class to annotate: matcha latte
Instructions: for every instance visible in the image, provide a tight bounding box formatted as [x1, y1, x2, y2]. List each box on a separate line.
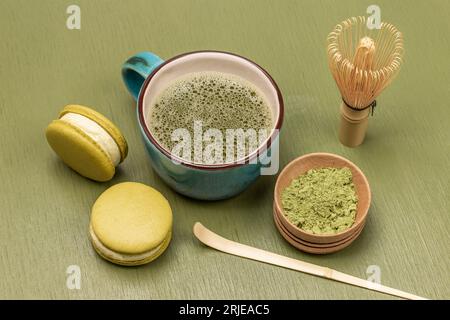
[148, 71, 274, 164]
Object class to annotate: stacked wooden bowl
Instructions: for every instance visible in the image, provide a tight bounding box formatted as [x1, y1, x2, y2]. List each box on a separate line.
[273, 153, 371, 254]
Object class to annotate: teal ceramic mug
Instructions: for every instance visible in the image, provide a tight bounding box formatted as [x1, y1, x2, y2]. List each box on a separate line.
[122, 51, 283, 200]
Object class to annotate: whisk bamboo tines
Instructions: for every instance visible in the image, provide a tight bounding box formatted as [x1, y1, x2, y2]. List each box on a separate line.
[327, 16, 404, 147]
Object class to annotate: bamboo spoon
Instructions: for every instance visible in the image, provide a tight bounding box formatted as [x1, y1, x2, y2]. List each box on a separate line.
[193, 222, 427, 300]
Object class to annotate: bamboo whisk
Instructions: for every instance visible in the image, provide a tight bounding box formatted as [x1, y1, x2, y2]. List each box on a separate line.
[327, 16, 404, 147]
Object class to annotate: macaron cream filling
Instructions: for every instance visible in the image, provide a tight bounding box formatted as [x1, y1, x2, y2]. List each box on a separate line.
[89, 224, 167, 262]
[60, 113, 121, 166]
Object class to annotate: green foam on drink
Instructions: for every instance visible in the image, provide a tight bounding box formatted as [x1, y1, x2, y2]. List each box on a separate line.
[149, 71, 273, 164]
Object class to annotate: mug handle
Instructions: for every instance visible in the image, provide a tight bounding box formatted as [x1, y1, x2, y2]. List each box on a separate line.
[121, 51, 164, 100]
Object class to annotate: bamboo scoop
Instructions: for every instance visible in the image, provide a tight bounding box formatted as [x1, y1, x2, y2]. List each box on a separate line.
[193, 222, 427, 300]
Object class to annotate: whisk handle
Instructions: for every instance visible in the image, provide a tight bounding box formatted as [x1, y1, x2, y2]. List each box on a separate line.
[339, 102, 371, 147]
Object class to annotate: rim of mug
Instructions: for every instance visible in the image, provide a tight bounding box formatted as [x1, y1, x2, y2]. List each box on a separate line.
[137, 50, 284, 170]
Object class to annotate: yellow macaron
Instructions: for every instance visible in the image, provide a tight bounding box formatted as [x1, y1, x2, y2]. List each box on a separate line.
[89, 182, 173, 266]
[45, 104, 128, 182]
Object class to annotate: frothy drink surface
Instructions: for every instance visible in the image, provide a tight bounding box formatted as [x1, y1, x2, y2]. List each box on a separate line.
[149, 71, 274, 164]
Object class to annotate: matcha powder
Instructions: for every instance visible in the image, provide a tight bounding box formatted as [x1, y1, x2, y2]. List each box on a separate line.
[281, 167, 358, 235]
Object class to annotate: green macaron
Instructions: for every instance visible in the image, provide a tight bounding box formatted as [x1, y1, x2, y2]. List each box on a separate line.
[45, 104, 128, 182]
[89, 182, 173, 266]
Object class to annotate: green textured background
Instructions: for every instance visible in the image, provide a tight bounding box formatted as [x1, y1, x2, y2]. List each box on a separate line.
[1, 0, 449, 299]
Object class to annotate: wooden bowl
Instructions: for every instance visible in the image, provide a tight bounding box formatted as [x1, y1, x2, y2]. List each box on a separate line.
[273, 205, 365, 247]
[273, 210, 364, 254]
[273, 207, 365, 253]
[273, 203, 364, 246]
[273, 153, 371, 250]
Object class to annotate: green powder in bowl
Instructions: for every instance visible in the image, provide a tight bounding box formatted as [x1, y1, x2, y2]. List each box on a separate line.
[281, 167, 358, 235]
